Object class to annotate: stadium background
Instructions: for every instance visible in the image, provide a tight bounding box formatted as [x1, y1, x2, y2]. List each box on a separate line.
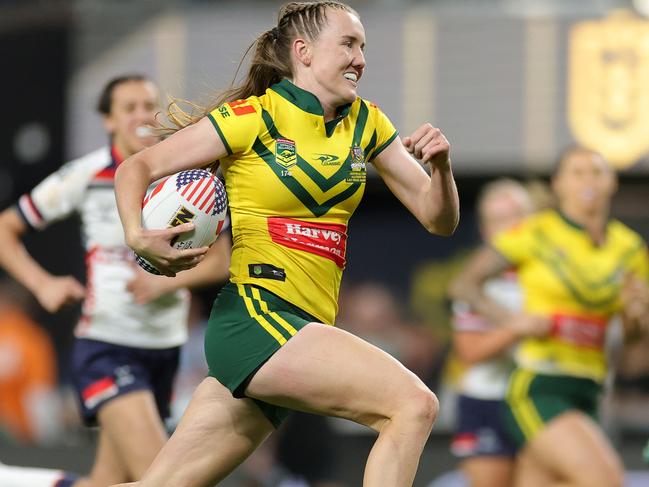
[2, 0, 649, 485]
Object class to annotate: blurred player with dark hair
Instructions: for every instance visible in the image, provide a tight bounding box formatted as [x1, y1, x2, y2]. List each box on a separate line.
[0, 75, 230, 487]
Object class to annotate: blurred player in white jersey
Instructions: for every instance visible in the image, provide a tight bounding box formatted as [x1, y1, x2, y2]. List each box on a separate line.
[0, 75, 230, 487]
[449, 180, 544, 487]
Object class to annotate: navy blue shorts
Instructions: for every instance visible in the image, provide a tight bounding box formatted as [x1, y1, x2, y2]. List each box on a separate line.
[71, 338, 180, 426]
[451, 395, 516, 458]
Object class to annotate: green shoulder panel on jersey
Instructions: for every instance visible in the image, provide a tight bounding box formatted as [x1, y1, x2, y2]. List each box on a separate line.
[207, 113, 233, 155]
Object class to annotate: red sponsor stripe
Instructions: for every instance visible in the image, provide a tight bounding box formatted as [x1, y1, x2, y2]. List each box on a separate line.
[215, 219, 224, 235]
[82, 377, 116, 401]
[550, 313, 608, 349]
[267, 217, 348, 268]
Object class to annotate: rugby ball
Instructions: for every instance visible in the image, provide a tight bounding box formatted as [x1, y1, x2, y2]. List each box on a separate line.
[136, 169, 228, 275]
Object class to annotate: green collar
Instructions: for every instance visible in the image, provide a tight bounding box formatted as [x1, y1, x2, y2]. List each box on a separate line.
[557, 210, 585, 231]
[557, 209, 612, 246]
[270, 79, 352, 136]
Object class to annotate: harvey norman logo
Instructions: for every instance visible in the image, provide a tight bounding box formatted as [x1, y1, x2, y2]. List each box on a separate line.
[267, 217, 348, 268]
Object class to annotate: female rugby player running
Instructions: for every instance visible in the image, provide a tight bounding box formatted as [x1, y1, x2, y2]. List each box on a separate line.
[111, 2, 459, 486]
[451, 147, 649, 487]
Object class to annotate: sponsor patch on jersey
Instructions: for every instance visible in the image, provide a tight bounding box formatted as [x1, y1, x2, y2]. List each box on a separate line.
[267, 217, 348, 268]
[248, 263, 286, 281]
[550, 313, 607, 349]
[346, 145, 366, 183]
[229, 99, 256, 116]
[275, 138, 297, 168]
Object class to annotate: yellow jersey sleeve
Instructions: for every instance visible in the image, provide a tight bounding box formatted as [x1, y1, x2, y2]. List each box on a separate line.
[207, 98, 263, 156]
[491, 219, 536, 265]
[367, 103, 399, 161]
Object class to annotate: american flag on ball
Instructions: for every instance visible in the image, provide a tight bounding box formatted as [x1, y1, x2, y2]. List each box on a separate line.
[176, 170, 227, 215]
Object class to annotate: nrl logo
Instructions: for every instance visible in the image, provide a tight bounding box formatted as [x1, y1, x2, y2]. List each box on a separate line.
[568, 11, 649, 169]
[275, 138, 297, 168]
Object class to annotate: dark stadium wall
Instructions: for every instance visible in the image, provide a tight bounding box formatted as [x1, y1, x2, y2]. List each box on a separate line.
[1, 9, 83, 383]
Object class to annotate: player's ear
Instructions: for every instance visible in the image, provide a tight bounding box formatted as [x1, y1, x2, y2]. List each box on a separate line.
[293, 37, 312, 67]
[102, 115, 116, 136]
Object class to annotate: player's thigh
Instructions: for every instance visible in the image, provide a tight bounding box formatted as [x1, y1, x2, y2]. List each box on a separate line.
[524, 411, 623, 487]
[246, 322, 437, 429]
[513, 448, 555, 487]
[460, 457, 514, 487]
[98, 390, 168, 477]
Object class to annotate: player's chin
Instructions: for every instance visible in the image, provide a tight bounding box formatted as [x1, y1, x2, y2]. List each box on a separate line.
[339, 89, 357, 104]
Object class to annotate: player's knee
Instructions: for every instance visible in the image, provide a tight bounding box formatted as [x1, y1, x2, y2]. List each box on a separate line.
[399, 385, 439, 429]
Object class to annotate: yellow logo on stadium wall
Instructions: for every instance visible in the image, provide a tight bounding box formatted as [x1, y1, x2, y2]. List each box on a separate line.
[275, 138, 297, 168]
[568, 10, 649, 169]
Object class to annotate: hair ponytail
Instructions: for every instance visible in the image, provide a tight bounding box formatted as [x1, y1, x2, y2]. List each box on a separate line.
[164, 1, 357, 132]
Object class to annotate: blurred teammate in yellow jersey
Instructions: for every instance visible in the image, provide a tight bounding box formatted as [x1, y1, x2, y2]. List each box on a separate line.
[451, 147, 649, 487]
[110, 2, 459, 486]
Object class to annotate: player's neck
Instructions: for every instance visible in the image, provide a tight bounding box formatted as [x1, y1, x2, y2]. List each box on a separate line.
[112, 140, 134, 163]
[290, 76, 338, 122]
[560, 204, 609, 243]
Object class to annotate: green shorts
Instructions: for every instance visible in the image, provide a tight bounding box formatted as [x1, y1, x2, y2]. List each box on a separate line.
[205, 282, 316, 427]
[503, 369, 601, 448]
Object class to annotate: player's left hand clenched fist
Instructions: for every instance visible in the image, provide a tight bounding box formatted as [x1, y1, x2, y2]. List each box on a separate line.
[402, 123, 450, 170]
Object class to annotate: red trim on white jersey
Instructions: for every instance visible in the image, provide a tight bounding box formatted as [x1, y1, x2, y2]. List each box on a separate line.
[17, 194, 45, 229]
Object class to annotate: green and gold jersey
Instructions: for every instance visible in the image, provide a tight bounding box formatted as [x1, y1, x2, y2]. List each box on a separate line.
[208, 79, 398, 324]
[492, 209, 649, 382]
